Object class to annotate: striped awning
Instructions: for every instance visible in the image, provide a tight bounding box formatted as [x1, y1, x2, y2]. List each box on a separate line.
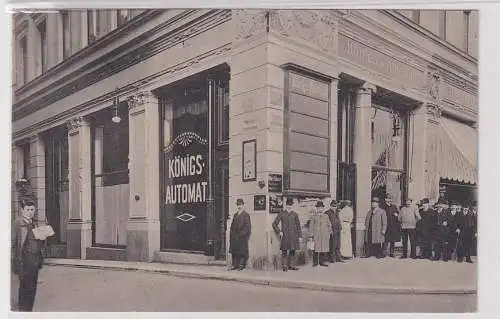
[438, 117, 478, 184]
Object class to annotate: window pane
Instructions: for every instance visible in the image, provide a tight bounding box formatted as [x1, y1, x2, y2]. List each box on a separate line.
[371, 107, 405, 170]
[372, 168, 404, 208]
[217, 80, 229, 144]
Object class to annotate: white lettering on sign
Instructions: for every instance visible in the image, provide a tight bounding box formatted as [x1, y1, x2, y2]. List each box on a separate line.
[165, 182, 208, 204]
[168, 155, 204, 178]
[338, 35, 424, 87]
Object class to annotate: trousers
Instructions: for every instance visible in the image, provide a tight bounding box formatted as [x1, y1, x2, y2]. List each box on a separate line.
[281, 250, 296, 268]
[18, 262, 40, 312]
[401, 229, 416, 258]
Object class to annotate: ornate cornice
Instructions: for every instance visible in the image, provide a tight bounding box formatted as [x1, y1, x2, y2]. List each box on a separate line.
[127, 91, 157, 110]
[426, 102, 442, 122]
[13, 9, 231, 121]
[233, 9, 267, 43]
[426, 68, 441, 102]
[66, 116, 88, 134]
[269, 10, 340, 55]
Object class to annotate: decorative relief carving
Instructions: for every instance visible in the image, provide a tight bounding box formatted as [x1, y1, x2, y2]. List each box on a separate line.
[127, 91, 156, 110]
[426, 70, 441, 101]
[66, 117, 86, 133]
[233, 9, 267, 43]
[338, 34, 424, 88]
[269, 10, 339, 54]
[426, 103, 442, 122]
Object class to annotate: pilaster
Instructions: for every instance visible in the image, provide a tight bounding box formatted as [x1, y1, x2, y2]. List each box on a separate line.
[126, 91, 161, 262]
[28, 134, 46, 221]
[329, 78, 339, 200]
[66, 116, 92, 259]
[424, 102, 442, 202]
[353, 82, 376, 256]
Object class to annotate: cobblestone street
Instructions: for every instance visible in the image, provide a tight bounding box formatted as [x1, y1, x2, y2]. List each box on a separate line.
[23, 264, 476, 312]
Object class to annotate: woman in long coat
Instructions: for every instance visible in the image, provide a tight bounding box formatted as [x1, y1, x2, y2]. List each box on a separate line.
[339, 200, 354, 258]
[364, 197, 387, 258]
[309, 201, 332, 267]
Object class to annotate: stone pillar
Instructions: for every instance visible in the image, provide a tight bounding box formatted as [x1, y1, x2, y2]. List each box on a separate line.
[408, 105, 426, 202]
[424, 103, 441, 202]
[329, 78, 339, 200]
[46, 13, 59, 69]
[126, 91, 161, 262]
[353, 82, 376, 256]
[66, 117, 92, 259]
[28, 135, 46, 222]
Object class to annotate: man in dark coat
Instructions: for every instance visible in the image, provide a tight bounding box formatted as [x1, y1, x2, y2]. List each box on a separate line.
[446, 202, 461, 262]
[272, 198, 302, 271]
[471, 201, 478, 256]
[456, 205, 475, 263]
[419, 198, 437, 259]
[11, 198, 46, 312]
[325, 199, 343, 263]
[381, 195, 401, 258]
[432, 199, 450, 261]
[229, 198, 252, 270]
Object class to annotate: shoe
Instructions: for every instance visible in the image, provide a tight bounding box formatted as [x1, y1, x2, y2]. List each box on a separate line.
[400, 256, 407, 259]
[466, 259, 473, 264]
[443, 259, 449, 262]
[389, 254, 395, 258]
[288, 266, 299, 270]
[282, 267, 288, 272]
[457, 259, 464, 263]
[320, 263, 329, 267]
[336, 259, 345, 263]
[238, 267, 245, 271]
[411, 256, 418, 259]
[312, 264, 318, 267]
[230, 266, 239, 270]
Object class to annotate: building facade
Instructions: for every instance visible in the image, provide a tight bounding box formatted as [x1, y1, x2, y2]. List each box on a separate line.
[11, 9, 478, 269]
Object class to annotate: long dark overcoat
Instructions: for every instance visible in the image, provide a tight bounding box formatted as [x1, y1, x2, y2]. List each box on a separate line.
[325, 208, 342, 250]
[382, 204, 401, 243]
[229, 210, 251, 256]
[434, 208, 451, 242]
[419, 208, 437, 241]
[364, 207, 387, 244]
[272, 209, 302, 251]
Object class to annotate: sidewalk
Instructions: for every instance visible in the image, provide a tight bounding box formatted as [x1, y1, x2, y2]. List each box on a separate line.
[44, 257, 477, 295]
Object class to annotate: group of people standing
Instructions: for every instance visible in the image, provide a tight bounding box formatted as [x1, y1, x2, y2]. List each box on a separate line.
[364, 196, 477, 263]
[271, 198, 354, 271]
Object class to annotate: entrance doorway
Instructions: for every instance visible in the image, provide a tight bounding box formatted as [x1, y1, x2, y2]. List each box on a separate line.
[158, 65, 230, 259]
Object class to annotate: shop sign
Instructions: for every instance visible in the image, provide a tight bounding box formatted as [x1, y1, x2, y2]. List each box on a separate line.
[269, 194, 283, 214]
[268, 173, 283, 193]
[165, 154, 208, 204]
[254, 195, 267, 211]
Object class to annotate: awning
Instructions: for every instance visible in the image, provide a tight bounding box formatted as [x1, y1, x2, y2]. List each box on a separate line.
[438, 117, 478, 184]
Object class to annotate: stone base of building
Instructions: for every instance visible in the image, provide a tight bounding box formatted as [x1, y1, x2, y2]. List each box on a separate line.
[86, 247, 127, 261]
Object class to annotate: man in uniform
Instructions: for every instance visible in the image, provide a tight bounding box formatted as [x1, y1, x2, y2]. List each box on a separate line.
[229, 199, 252, 270]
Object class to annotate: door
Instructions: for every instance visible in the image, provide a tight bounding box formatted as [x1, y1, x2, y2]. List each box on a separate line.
[214, 158, 229, 259]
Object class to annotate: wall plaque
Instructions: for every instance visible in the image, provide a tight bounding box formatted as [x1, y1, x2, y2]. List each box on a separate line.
[269, 194, 283, 214]
[268, 173, 283, 193]
[254, 195, 266, 211]
[242, 139, 257, 182]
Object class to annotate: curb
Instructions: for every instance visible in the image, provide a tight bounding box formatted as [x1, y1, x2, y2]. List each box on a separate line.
[44, 261, 476, 295]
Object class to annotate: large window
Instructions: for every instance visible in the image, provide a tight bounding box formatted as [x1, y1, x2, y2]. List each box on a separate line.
[21, 142, 30, 179]
[216, 80, 230, 145]
[61, 11, 71, 59]
[371, 105, 408, 206]
[283, 66, 332, 196]
[36, 20, 47, 74]
[87, 10, 99, 44]
[18, 35, 28, 85]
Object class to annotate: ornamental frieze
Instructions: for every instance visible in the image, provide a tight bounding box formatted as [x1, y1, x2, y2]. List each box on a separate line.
[233, 9, 267, 43]
[268, 10, 339, 55]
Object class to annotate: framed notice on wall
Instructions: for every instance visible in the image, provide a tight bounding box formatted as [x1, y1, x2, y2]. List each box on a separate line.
[242, 139, 257, 182]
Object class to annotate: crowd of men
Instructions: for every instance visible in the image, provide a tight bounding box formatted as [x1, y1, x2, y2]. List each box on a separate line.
[365, 196, 478, 263]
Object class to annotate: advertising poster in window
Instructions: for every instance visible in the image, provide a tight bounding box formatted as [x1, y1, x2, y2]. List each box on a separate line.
[162, 88, 209, 252]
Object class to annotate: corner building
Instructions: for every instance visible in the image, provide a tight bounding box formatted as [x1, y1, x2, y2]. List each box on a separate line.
[11, 9, 478, 268]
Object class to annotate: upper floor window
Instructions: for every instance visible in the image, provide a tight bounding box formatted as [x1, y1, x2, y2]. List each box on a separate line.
[87, 10, 99, 44]
[61, 11, 71, 59]
[21, 142, 30, 179]
[36, 20, 47, 75]
[464, 10, 471, 53]
[439, 11, 447, 40]
[117, 9, 131, 27]
[18, 35, 28, 85]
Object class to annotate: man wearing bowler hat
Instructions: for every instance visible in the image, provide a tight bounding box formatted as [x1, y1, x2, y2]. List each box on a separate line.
[229, 199, 252, 270]
[309, 201, 332, 267]
[363, 197, 387, 259]
[272, 198, 302, 271]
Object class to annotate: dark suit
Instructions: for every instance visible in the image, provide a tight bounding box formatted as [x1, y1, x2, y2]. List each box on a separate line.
[229, 210, 251, 269]
[325, 208, 342, 262]
[433, 208, 451, 260]
[456, 212, 475, 262]
[11, 219, 45, 312]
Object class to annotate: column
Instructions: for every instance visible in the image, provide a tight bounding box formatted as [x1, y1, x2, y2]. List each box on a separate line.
[424, 103, 441, 202]
[66, 117, 92, 259]
[407, 104, 426, 201]
[126, 91, 161, 262]
[353, 82, 376, 256]
[329, 78, 339, 199]
[28, 134, 46, 222]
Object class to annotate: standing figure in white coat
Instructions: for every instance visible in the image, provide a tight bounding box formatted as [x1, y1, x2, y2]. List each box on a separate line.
[339, 200, 354, 258]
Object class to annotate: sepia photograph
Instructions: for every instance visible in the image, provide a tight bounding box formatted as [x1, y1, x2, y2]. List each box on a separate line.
[9, 7, 478, 313]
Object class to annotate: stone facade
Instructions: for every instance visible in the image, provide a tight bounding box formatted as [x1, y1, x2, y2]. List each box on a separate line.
[11, 9, 478, 268]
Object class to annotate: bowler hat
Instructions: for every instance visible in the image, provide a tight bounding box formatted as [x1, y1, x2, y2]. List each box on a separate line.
[315, 201, 325, 208]
[422, 198, 430, 204]
[330, 199, 337, 207]
[236, 198, 244, 205]
[285, 198, 294, 206]
[371, 197, 380, 203]
[437, 198, 449, 206]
